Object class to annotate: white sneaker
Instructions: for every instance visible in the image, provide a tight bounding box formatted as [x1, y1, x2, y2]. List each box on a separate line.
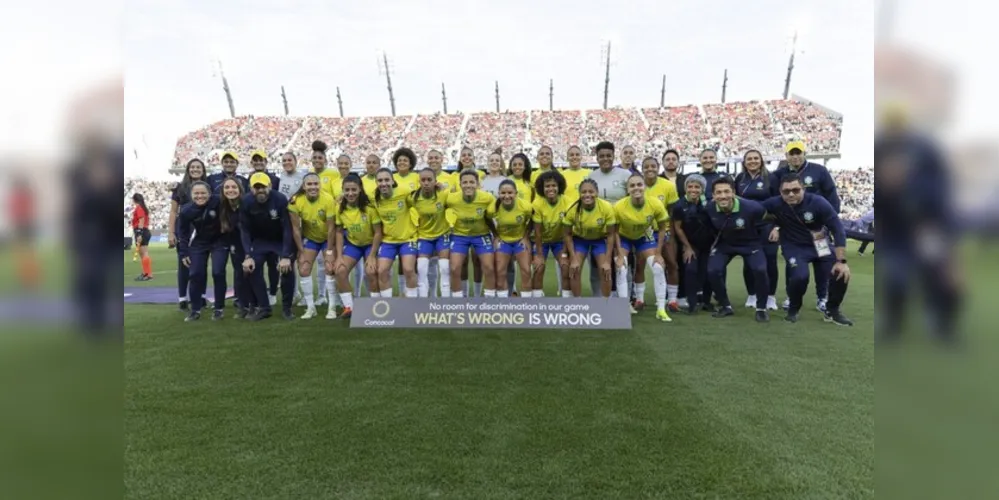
[269, 294, 277, 306]
[301, 307, 317, 319]
[782, 297, 790, 310]
[744, 295, 757, 308]
[816, 298, 828, 312]
[767, 296, 778, 311]
[629, 305, 638, 315]
[325, 308, 337, 320]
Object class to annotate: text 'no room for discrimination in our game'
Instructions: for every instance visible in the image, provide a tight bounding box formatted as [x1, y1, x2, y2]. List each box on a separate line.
[350, 298, 632, 329]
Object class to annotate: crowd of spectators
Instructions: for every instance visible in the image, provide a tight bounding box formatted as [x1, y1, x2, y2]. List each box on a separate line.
[703, 101, 776, 158]
[643, 105, 712, 157]
[584, 109, 646, 153]
[172, 116, 303, 167]
[464, 111, 529, 165]
[767, 99, 842, 154]
[344, 116, 411, 163]
[404, 113, 464, 162]
[526, 110, 585, 163]
[832, 167, 874, 220]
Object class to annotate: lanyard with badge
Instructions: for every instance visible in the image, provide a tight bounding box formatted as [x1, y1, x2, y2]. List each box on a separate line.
[792, 207, 832, 257]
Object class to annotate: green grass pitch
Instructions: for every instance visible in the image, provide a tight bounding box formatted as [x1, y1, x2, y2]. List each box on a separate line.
[125, 243, 873, 498]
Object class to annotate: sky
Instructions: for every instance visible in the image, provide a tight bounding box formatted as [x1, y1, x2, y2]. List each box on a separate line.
[123, 0, 875, 177]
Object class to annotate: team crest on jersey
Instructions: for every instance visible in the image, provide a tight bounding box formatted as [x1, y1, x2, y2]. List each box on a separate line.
[596, 218, 605, 225]
[436, 202, 443, 210]
[396, 201, 403, 209]
[735, 218, 745, 228]
[318, 209, 326, 219]
[646, 215, 653, 224]
[558, 211, 566, 219]
[476, 208, 484, 215]
[803, 212, 814, 222]
[658, 195, 665, 202]
[269, 209, 278, 219]
[361, 214, 368, 222]
[515, 215, 523, 223]
[757, 181, 764, 189]
[208, 210, 216, 218]
[804, 176, 813, 186]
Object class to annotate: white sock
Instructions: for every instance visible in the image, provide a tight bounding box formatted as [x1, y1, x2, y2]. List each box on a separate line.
[428, 257, 439, 298]
[484, 289, 496, 298]
[561, 290, 573, 298]
[417, 258, 430, 297]
[635, 282, 647, 302]
[315, 264, 327, 303]
[452, 290, 464, 298]
[534, 289, 545, 297]
[617, 265, 629, 299]
[397, 274, 405, 297]
[649, 256, 667, 310]
[325, 277, 336, 310]
[339, 292, 353, 309]
[370, 291, 380, 298]
[300, 276, 315, 308]
[380, 289, 393, 298]
[354, 259, 365, 297]
[405, 287, 418, 298]
[667, 284, 679, 301]
[437, 259, 451, 297]
[474, 281, 483, 297]
[461, 280, 469, 296]
[554, 264, 563, 296]
[497, 290, 509, 298]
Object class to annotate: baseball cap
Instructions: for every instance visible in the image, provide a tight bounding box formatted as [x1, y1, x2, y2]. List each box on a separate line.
[249, 172, 272, 187]
[221, 151, 239, 161]
[784, 140, 806, 153]
[251, 149, 268, 160]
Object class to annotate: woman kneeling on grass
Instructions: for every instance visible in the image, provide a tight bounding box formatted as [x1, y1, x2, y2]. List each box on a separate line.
[564, 179, 617, 298]
[613, 174, 672, 322]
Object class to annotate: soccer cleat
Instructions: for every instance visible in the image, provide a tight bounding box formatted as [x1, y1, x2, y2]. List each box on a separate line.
[326, 308, 338, 320]
[744, 295, 757, 308]
[816, 298, 828, 313]
[656, 309, 672, 323]
[755, 310, 770, 323]
[667, 299, 680, 313]
[339, 307, 353, 320]
[629, 305, 638, 315]
[269, 294, 278, 306]
[712, 306, 734, 318]
[784, 309, 800, 323]
[178, 299, 190, 312]
[766, 296, 778, 311]
[212, 309, 224, 321]
[824, 310, 854, 327]
[301, 307, 317, 320]
[184, 311, 201, 322]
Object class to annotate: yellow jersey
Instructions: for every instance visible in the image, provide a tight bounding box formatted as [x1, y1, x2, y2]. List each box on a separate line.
[412, 191, 450, 240]
[336, 203, 381, 247]
[493, 198, 534, 243]
[564, 198, 616, 240]
[360, 174, 379, 199]
[445, 190, 496, 236]
[561, 168, 591, 204]
[510, 176, 534, 202]
[431, 170, 457, 193]
[393, 171, 420, 193]
[289, 192, 337, 243]
[613, 197, 669, 241]
[530, 165, 557, 184]
[645, 177, 680, 208]
[374, 184, 417, 243]
[532, 195, 571, 243]
[313, 168, 341, 198]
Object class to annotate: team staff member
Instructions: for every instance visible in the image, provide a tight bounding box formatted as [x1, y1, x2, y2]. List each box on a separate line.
[131, 193, 154, 281]
[613, 174, 671, 322]
[564, 179, 617, 298]
[774, 140, 841, 312]
[531, 170, 572, 297]
[705, 177, 770, 322]
[218, 177, 253, 318]
[250, 149, 282, 306]
[333, 174, 382, 319]
[207, 151, 249, 194]
[373, 168, 419, 297]
[277, 151, 307, 199]
[240, 172, 296, 321]
[492, 179, 534, 297]
[734, 149, 780, 311]
[671, 175, 716, 313]
[169, 158, 208, 311]
[413, 168, 452, 297]
[588, 141, 631, 298]
[641, 156, 681, 310]
[289, 173, 337, 319]
[694, 148, 726, 202]
[176, 181, 227, 321]
[762, 174, 853, 325]
[446, 170, 498, 298]
[660, 149, 685, 194]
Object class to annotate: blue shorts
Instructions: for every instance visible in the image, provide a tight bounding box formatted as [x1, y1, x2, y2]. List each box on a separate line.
[573, 237, 607, 256]
[541, 241, 566, 258]
[418, 235, 450, 256]
[303, 238, 327, 252]
[450, 234, 494, 255]
[378, 241, 418, 260]
[619, 232, 658, 253]
[343, 241, 373, 261]
[498, 240, 528, 255]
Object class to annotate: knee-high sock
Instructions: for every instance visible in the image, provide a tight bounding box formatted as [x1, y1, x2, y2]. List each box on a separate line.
[398, 274, 406, 297]
[554, 263, 563, 296]
[635, 282, 647, 302]
[354, 258, 365, 297]
[474, 281, 482, 297]
[326, 277, 337, 311]
[617, 265, 630, 299]
[649, 256, 667, 310]
[428, 257, 439, 298]
[461, 280, 469, 296]
[300, 276, 314, 309]
[417, 258, 430, 297]
[437, 259, 451, 297]
[315, 253, 327, 302]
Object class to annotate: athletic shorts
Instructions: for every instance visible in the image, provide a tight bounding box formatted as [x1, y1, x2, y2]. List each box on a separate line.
[378, 241, 418, 260]
[572, 237, 607, 257]
[540, 242, 565, 259]
[303, 238, 327, 252]
[497, 240, 528, 255]
[450, 234, 494, 255]
[343, 241, 373, 261]
[133, 228, 152, 247]
[418, 235, 450, 256]
[619, 232, 658, 253]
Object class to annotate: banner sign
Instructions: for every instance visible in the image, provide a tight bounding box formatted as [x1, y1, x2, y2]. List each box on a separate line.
[350, 298, 632, 329]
